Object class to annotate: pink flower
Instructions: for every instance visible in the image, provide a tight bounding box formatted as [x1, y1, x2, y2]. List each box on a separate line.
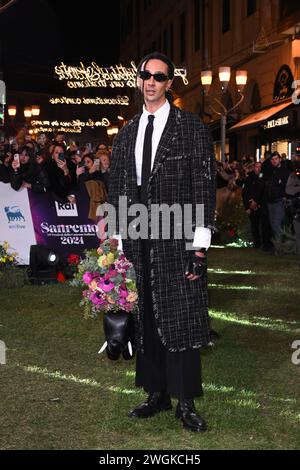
[83, 272, 93, 284]
[118, 298, 134, 311]
[99, 278, 115, 293]
[104, 266, 118, 279]
[90, 292, 107, 307]
[118, 285, 128, 298]
[108, 264, 118, 277]
[115, 258, 132, 273]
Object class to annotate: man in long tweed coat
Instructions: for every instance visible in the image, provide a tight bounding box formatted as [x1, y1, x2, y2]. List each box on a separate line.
[108, 52, 216, 432]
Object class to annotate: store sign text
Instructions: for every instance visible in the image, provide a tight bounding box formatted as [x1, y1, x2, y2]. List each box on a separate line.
[264, 116, 289, 129]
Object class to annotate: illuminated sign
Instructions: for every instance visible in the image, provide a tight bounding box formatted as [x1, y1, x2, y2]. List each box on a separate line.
[54, 61, 188, 88]
[30, 127, 83, 134]
[49, 95, 130, 106]
[31, 118, 110, 134]
[264, 116, 289, 129]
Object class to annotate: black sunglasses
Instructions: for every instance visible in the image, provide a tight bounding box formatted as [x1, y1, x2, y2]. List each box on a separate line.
[139, 70, 169, 82]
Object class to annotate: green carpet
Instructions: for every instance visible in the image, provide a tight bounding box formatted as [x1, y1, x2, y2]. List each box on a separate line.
[0, 248, 299, 450]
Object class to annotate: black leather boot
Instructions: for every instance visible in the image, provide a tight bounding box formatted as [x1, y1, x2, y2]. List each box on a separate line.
[175, 399, 207, 432]
[128, 392, 172, 418]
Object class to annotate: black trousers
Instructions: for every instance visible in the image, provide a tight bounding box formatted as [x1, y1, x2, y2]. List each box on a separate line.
[261, 201, 273, 249]
[135, 239, 203, 399]
[248, 209, 262, 248]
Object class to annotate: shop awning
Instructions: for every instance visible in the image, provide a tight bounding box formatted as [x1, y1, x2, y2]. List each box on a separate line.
[228, 100, 293, 132]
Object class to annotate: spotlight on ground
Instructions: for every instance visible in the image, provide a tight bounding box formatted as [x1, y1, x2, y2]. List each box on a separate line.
[29, 244, 60, 285]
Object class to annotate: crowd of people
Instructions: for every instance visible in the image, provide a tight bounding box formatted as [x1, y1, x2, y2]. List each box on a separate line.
[0, 129, 111, 206]
[1, 127, 300, 255]
[216, 152, 300, 255]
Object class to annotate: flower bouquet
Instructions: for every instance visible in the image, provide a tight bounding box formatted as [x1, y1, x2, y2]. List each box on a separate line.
[0, 241, 27, 289]
[73, 238, 138, 360]
[0, 241, 18, 268]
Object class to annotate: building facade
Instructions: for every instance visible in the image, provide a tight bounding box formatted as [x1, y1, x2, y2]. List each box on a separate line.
[120, 0, 300, 160]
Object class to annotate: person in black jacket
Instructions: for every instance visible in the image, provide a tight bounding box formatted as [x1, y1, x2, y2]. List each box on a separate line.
[242, 162, 265, 248]
[10, 147, 50, 193]
[0, 153, 12, 184]
[108, 52, 216, 432]
[261, 150, 272, 181]
[45, 144, 76, 204]
[264, 152, 291, 242]
[99, 151, 110, 192]
[77, 153, 104, 186]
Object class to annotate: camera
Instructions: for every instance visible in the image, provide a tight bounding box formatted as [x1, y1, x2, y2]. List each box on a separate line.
[58, 152, 65, 162]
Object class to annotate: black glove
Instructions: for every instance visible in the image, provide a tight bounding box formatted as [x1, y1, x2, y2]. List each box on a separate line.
[184, 251, 207, 277]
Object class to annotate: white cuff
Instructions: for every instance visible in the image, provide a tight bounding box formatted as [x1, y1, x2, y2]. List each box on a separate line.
[192, 227, 211, 249]
[113, 233, 123, 251]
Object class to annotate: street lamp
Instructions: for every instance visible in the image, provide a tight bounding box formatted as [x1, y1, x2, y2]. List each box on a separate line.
[7, 105, 40, 119]
[31, 105, 40, 117]
[8, 105, 17, 117]
[201, 67, 248, 161]
[24, 107, 32, 120]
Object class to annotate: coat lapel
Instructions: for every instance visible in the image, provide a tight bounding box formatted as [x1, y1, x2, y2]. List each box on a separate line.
[150, 105, 180, 183]
[124, 113, 141, 200]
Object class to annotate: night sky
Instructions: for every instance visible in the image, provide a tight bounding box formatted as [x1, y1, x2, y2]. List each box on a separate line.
[0, 0, 120, 92]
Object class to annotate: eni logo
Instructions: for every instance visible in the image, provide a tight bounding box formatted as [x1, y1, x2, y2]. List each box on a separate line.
[4, 206, 25, 222]
[0, 340, 6, 365]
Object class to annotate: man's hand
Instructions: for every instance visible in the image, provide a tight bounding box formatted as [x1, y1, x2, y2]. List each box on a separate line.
[185, 251, 207, 281]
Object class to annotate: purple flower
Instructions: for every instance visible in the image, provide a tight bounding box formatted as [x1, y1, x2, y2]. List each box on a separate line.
[90, 292, 107, 307]
[108, 265, 118, 277]
[99, 278, 115, 293]
[118, 285, 128, 298]
[83, 272, 93, 284]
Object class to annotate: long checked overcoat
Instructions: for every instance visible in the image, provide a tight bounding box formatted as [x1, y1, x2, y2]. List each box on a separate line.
[108, 105, 216, 353]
